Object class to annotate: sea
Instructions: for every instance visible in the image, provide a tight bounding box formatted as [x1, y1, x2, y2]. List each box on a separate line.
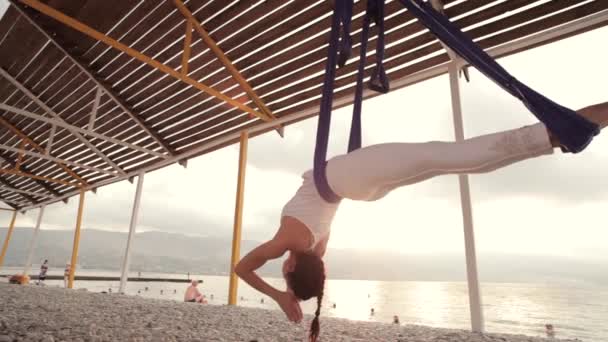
[2, 267, 606, 342]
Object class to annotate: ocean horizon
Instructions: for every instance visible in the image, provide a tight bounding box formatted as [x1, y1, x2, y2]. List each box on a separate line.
[2, 267, 606, 342]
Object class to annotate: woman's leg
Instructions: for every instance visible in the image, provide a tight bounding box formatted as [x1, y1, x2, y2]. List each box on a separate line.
[326, 123, 554, 201]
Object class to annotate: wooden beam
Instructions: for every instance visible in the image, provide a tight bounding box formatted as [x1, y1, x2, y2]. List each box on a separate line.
[0, 116, 89, 186]
[0, 185, 47, 197]
[0, 196, 29, 207]
[0, 151, 65, 201]
[0, 103, 168, 159]
[0, 176, 38, 205]
[10, 0, 178, 157]
[15, 140, 26, 171]
[0, 168, 79, 187]
[0, 67, 127, 176]
[173, 0, 275, 120]
[17, 0, 269, 123]
[172, 0, 284, 137]
[181, 20, 192, 76]
[0, 143, 118, 176]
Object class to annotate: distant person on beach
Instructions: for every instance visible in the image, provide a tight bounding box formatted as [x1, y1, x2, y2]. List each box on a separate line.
[545, 324, 555, 338]
[235, 102, 608, 341]
[37, 259, 48, 285]
[63, 262, 71, 288]
[184, 280, 207, 303]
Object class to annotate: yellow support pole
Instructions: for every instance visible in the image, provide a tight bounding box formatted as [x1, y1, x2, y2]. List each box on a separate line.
[228, 131, 248, 305]
[19, 0, 268, 122]
[0, 210, 18, 269]
[68, 189, 85, 289]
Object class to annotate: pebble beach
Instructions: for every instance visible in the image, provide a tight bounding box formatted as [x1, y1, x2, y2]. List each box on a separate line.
[0, 283, 580, 342]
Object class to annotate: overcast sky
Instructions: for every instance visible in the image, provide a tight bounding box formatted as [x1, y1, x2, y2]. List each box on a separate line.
[1, 2, 607, 262]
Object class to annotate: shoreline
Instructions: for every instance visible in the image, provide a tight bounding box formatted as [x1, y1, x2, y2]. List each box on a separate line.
[0, 283, 580, 342]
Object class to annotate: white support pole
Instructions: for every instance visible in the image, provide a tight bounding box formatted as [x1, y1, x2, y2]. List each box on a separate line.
[45, 124, 56, 155]
[23, 205, 45, 277]
[119, 171, 145, 294]
[448, 63, 484, 333]
[88, 87, 102, 132]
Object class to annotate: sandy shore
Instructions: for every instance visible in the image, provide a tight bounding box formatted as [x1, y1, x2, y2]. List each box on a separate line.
[0, 283, 578, 342]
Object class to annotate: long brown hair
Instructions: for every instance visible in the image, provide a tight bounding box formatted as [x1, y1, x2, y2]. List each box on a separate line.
[285, 252, 325, 342]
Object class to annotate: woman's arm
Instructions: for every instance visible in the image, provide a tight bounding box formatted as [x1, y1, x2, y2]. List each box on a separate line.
[235, 223, 310, 322]
[235, 238, 288, 299]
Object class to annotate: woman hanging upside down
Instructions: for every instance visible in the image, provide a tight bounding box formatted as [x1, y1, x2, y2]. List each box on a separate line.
[235, 101, 608, 342]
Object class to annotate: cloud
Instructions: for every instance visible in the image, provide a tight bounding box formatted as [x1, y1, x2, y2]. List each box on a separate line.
[7, 149, 243, 237]
[247, 101, 379, 175]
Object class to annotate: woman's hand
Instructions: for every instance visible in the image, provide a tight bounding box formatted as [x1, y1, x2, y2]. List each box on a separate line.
[273, 290, 303, 323]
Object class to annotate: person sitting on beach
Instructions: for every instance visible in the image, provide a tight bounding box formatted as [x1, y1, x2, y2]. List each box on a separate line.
[545, 324, 555, 338]
[235, 102, 608, 342]
[184, 280, 207, 303]
[37, 259, 49, 285]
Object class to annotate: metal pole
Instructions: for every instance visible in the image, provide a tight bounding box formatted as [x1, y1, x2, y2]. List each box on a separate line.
[228, 131, 248, 305]
[23, 206, 45, 276]
[45, 124, 56, 155]
[88, 87, 102, 132]
[0, 210, 18, 269]
[68, 189, 85, 289]
[119, 171, 145, 294]
[448, 63, 484, 332]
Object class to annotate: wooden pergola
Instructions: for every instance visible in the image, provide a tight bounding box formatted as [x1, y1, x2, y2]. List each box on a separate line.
[1, 0, 607, 332]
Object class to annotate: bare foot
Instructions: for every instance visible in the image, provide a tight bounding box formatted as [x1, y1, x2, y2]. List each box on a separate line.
[548, 101, 608, 148]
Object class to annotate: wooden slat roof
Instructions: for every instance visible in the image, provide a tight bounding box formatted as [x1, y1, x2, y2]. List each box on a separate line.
[1, 0, 607, 211]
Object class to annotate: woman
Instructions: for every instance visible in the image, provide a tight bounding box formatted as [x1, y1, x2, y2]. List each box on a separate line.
[63, 262, 71, 288]
[235, 102, 608, 341]
[37, 259, 49, 285]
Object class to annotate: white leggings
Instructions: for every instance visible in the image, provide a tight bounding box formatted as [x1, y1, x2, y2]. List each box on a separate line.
[325, 123, 554, 201]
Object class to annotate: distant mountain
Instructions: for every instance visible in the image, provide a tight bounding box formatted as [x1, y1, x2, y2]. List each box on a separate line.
[1, 228, 606, 285]
[0, 228, 262, 276]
